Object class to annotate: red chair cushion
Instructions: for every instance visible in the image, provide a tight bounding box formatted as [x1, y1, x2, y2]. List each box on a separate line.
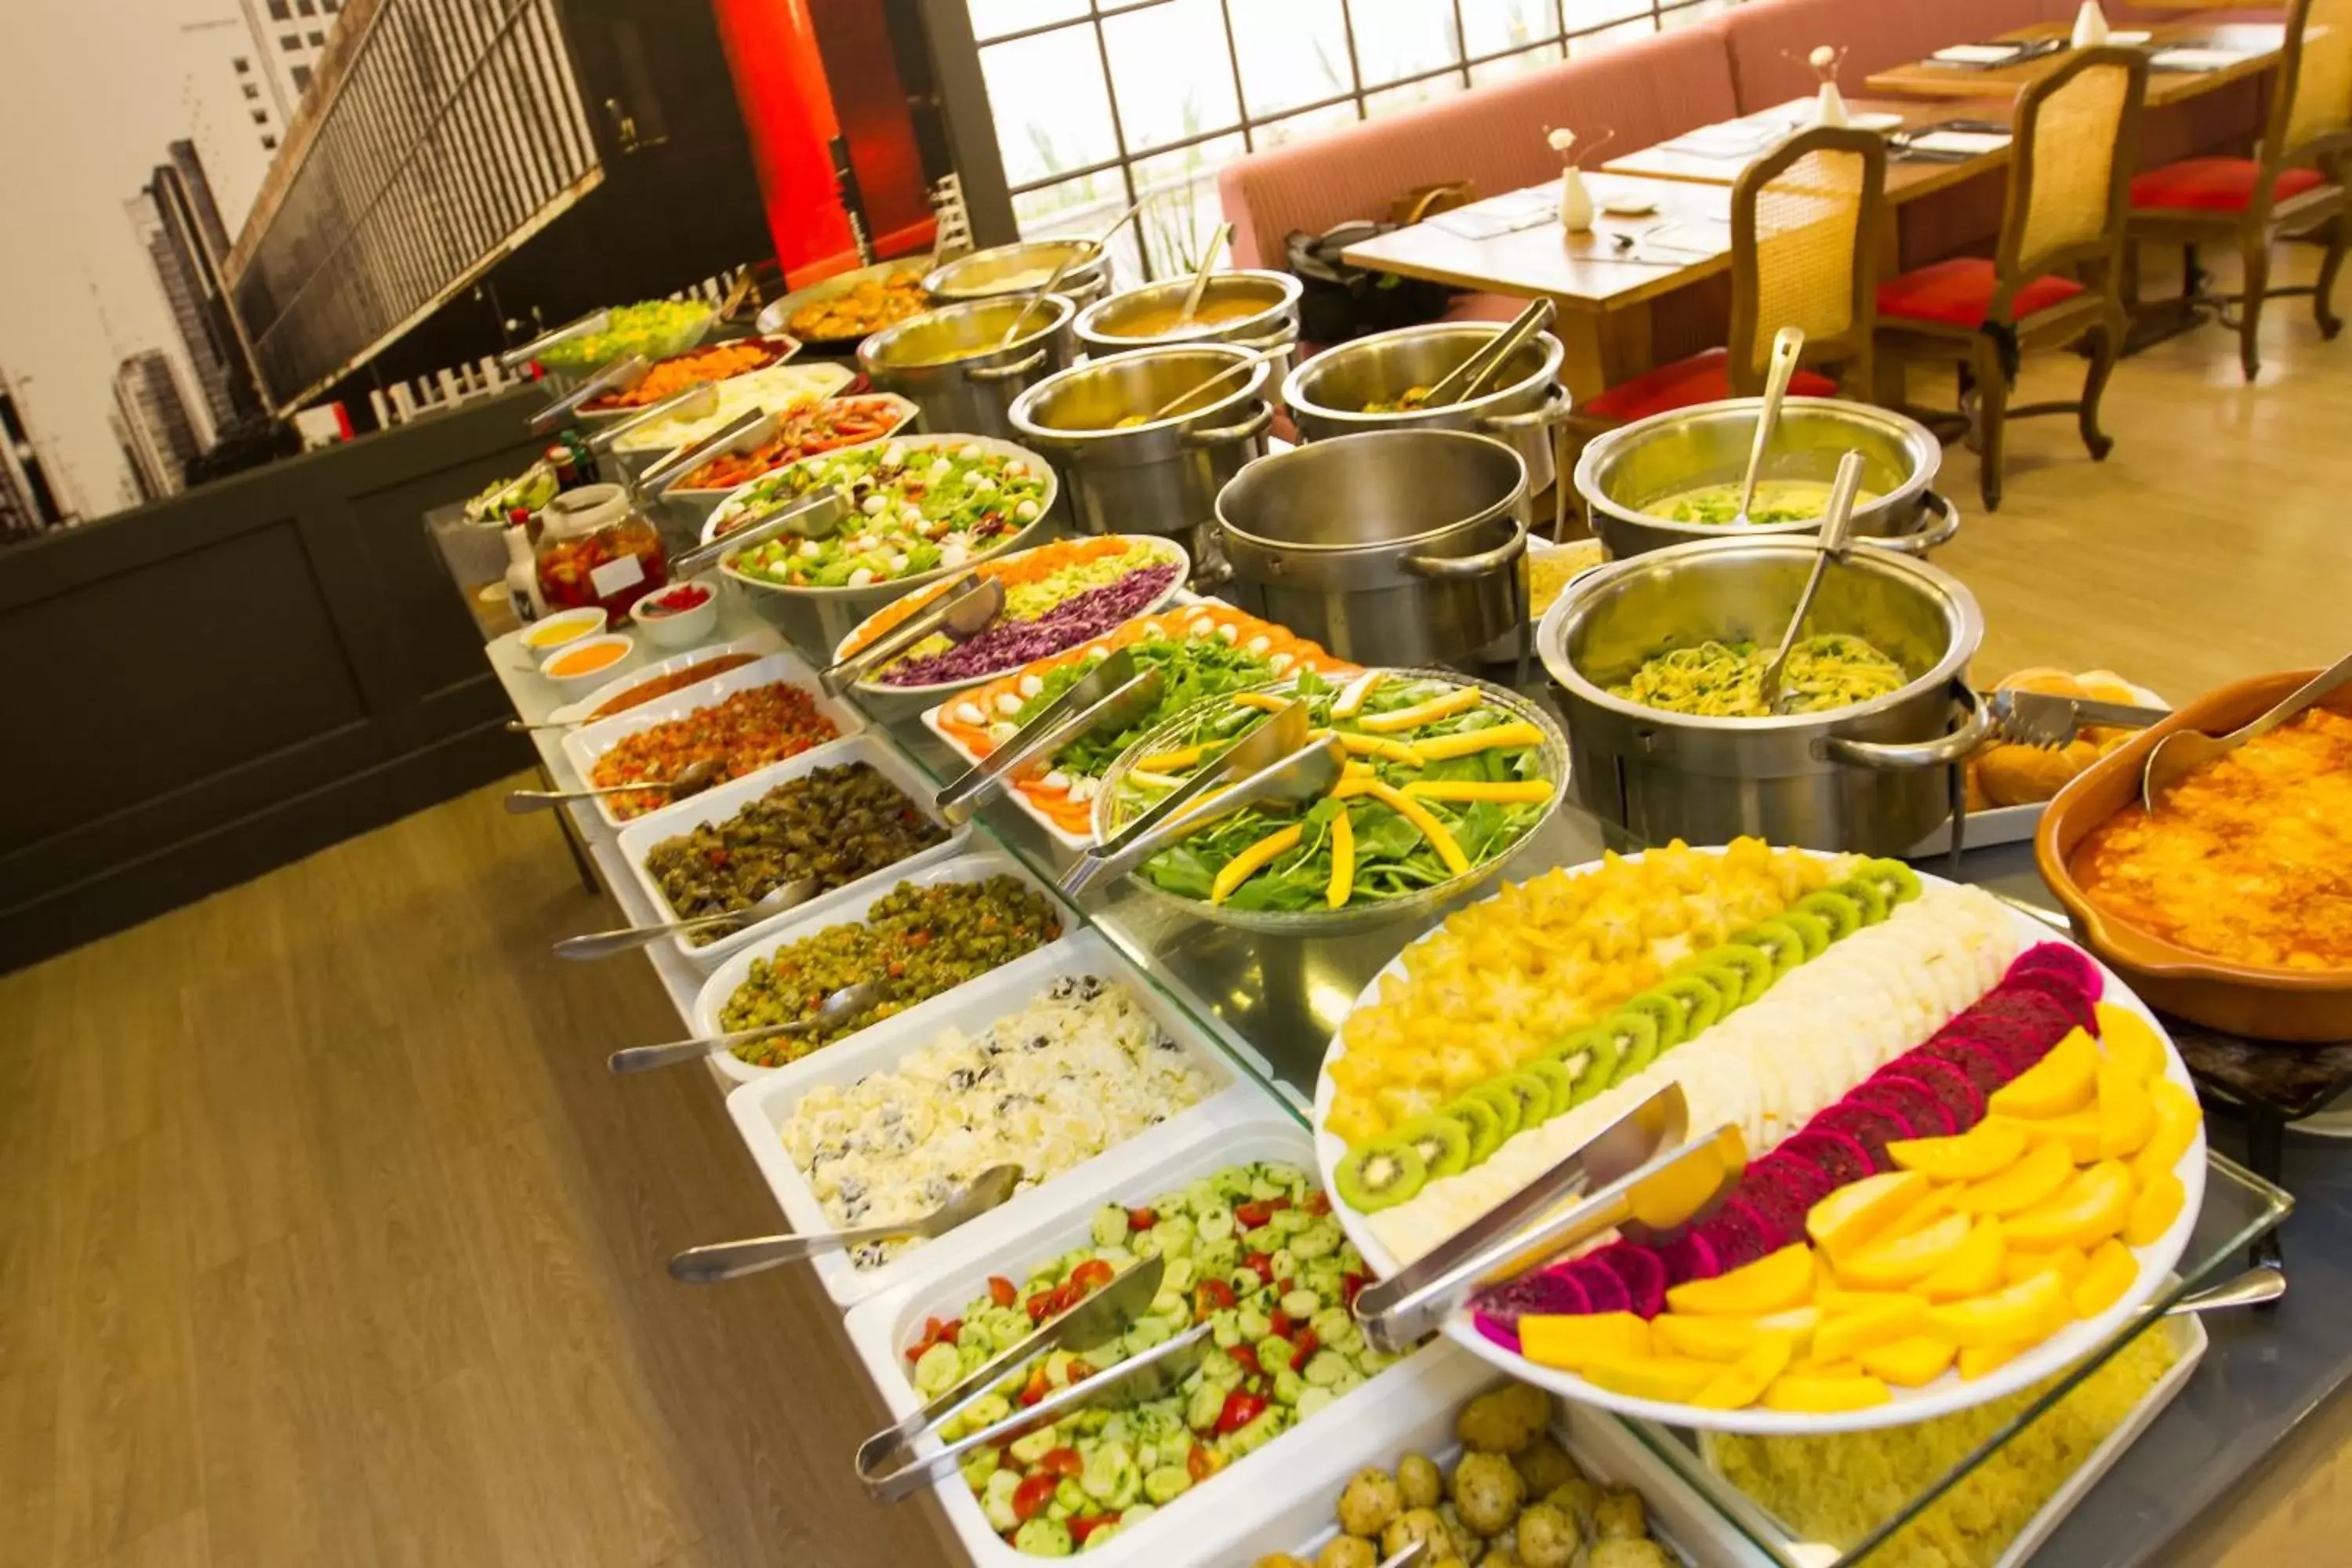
[1875, 258, 2084, 327]
[2130, 158, 2329, 212]
[1583, 347, 1838, 423]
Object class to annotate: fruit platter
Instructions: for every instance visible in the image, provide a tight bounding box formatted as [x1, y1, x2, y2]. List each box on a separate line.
[1314, 841, 2206, 1434]
[924, 604, 1353, 849]
[1087, 668, 1569, 932]
[830, 535, 1192, 699]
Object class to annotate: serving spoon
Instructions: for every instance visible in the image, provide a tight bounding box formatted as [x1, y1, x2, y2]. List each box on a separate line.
[1172, 222, 1232, 329]
[667, 1164, 1025, 1282]
[503, 755, 724, 814]
[607, 980, 886, 1075]
[1756, 448, 1864, 716]
[1728, 325, 1806, 529]
[993, 194, 1150, 347]
[1144, 343, 1289, 423]
[2141, 647, 2352, 810]
[551, 877, 819, 960]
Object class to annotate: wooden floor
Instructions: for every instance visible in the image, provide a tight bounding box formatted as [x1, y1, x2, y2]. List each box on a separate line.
[4, 247, 2349, 1568]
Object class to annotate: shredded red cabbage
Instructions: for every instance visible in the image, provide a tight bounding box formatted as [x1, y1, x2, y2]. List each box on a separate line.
[878, 562, 1183, 686]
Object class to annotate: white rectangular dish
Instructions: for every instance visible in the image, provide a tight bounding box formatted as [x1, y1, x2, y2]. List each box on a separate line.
[840, 1112, 1439, 1568]
[723, 927, 1261, 1309]
[690, 848, 1079, 1086]
[558, 648, 867, 830]
[616, 731, 971, 971]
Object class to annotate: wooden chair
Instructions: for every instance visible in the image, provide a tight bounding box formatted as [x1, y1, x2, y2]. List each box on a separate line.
[2126, 0, 2350, 380]
[1569, 125, 1888, 430]
[1873, 48, 2147, 514]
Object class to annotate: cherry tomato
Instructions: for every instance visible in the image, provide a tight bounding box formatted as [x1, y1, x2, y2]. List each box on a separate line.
[938, 1319, 961, 1345]
[1305, 1193, 1331, 1217]
[1232, 1202, 1271, 1229]
[1025, 1292, 1055, 1324]
[988, 1276, 1017, 1308]
[1070, 1515, 1117, 1545]
[1194, 1279, 1236, 1319]
[1186, 1444, 1219, 1482]
[1038, 1447, 1083, 1479]
[1290, 1329, 1319, 1370]
[1069, 1259, 1115, 1293]
[1241, 1253, 1275, 1283]
[1268, 1311, 1291, 1339]
[1228, 1345, 1261, 1375]
[1012, 1472, 1058, 1523]
[1214, 1390, 1268, 1436]
[1127, 1207, 1159, 1232]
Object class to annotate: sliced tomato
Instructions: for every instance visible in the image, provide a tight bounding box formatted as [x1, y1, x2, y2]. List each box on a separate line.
[1069, 1515, 1117, 1545]
[1265, 1197, 1291, 1214]
[1194, 1279, 1236, 1319]
[937, 1318, 961, 1345]
[1227, 1345, 1260, 1376]
[1012, 1472, 1058, 1523]
[1025, 1292, 1056, 1324]
[1268, 1311, 1291, 1339]
[1017, 1366, 1052, 1407]
[1037, 1446, 1083, 1479]
[1127, 1207, 1159, 1232]
[1305, 1192, 1331, 1217]
[1187, 1444, 1219, 1482]
[1214, 1390, 1267, 1436]
[1069, 1259, 1115, 1293]
[988, 1276, 1018, 1308]
[1342, 1272, 1368, 1309]
[1241, 1253, 1275, 1283]
[1232, 1202, 1271, 1229]
[1290, 1329, 1319, 1370]
[1065, 1359, 1096, 1382]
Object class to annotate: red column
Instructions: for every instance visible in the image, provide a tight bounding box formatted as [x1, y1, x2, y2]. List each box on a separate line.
[708, 0, 856, 278]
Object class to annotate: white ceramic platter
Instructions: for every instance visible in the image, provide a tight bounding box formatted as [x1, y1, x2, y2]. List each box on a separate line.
[652, 393, 920, 500]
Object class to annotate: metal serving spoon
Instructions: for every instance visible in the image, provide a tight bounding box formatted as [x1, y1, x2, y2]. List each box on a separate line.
[2142, 648, 2352, 809]
[1172, 222, 1232, 328]
[606, 980, 886, 1075]
[993, 194, 1150, 347]
[503, 755, 724, 814]
[667, 1164, 1024, 1282]
[1420, 296, 1554, 410]
[551, 877, 818, 961]
[1730, 325, 1806, 528]
[1757, 449, 1864, 715]
[1145, 343, 1288, 423]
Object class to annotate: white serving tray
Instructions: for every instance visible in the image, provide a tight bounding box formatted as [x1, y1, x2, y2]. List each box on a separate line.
[655, 393, 920, 503]
[840, 1110, 1441, 1568]
[723, 928, 1258, 1308]
[544, 628, 787, 725]
[557, 648, 868, 831]
[615, 732, 971, 970]
[689, 849, 1078, 1086]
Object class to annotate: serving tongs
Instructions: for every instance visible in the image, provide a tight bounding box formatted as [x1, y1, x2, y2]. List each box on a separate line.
[1988, 688, 2170, 750]
[2142, 647, 2352, 810]
[586, 383, 723, 456]
[1353, 1084, 1749, 1352]
[819, 575, 1005, 697]
[1060, 698, 1312, 897]
[855, 1254, 1215, 1501]
[669, 1163, 1022, 1283]
[932, 649, 1164, 825]
[500, 308, 612, 372]
[530, 354, 649, 433]
[668, 488, 848, 579]
[1421, 296, 1555, 410]
[643, 406, 774, 495]
[1061, 717, 1341, 898]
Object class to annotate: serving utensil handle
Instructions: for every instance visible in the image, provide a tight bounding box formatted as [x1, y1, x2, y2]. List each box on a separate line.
[640, 406, 770, 492]
[530, 354, 648, 432]
[1178, 401, 1274, 449]
[1857, 488, 1962, 556]
[1401, 515, 1526, 581]
[670, 489, 846, 578]
[554, 911, 740, 959]
[819, 575, 986, 696]
[1736, 326, 1806, 520]
[669, 1217, 935, 1279]
[606, 1022, 806, 1074]
[1060, 735, 1345, 897]
[2227, 648, 2352, 744]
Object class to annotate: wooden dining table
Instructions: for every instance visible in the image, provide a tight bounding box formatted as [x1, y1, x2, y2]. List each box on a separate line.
[1338, 172, 1735, 399]
[1602, 96, 2021, 204]
[1863, 20, 2285, 107]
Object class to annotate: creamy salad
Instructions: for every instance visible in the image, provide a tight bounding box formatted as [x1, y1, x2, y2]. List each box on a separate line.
[613, 363, 856, 452]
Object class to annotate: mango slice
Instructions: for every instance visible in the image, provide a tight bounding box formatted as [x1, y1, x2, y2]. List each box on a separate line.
[1807, 1171, 1929, 1262]
[2131, 1079, 2201, 1185]
[2097, 1059, 2156, 1160]
[1888, 1119, 2028, 1182]
[2013, 1109, 2103, 1163]
[1690, 1333, 1797, 1410]
[1958, 1341, 2031, 1380]
[1954, 1138, 2075, 1218]
[1860, 1334, 1960, 1388]
[1881, 1189, 1963, 1244]
[1814, 1298, 1930, 1363]
[1751, 1305, 1824, 1350]
[2003, 1244, 2089, 1291]
[2095, 1002, 2166, 1083]
[1521, 1310, 1653, 1371]
[1764, 1371, 1893, 1413]
[1927, 1272, 2070, 1349]
[2072, 1237, 2138, 1319]
[2005, 1161, 2135, 1252]
[1654, 1315, 1762, 1363]
[1989, 1028, 2098, 1120]
[1835, 1213, 1976, 1291]
[1817, 1286, 1919, 1314]
[1581, 1354, 1720, 1403]
[1916, 1218, 2007, 1302]
[2124, 1167, 2187, 1247]
[1666, 1243, 1814, 1316]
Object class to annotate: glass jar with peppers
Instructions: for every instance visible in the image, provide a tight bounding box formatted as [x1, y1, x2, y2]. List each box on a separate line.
[535, 482, 668, 615]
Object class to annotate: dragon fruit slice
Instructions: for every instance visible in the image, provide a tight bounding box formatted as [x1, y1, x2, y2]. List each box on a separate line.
[1473, 1312, 1523, 1354]
[1748, 1149, 1836, 1215]
[1696, 1197, 1773, 1270]
[1590, 1242, 1669, 1319]
[2008, 942, 2103, 1001]
[1853, 1074, 1957, 1138]
[1474, 1262, 1592, 1328]
[1565, 1256, 1633, 1316]
[1813, 1100, 1915, 1165]
[1915, 1036, 2016, 1098]
[1895, 1055, 1991, 1127]
[1780, 1127, 1879, 1186]
[1657, 1227, 1724, 1285]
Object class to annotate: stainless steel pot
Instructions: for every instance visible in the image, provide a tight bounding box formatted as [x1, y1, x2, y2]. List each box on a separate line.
[1536, 536, 1992, 855]
[1073, 270, 1301, 374]
[1213, 429, 1530, 666]
[1283, 322, 1571, 522]
[859, 296, 1076, 441]
[923, 240, 1111, 310]
[1009, 345, 1275, 552]
[1574, 397, 1960, 560]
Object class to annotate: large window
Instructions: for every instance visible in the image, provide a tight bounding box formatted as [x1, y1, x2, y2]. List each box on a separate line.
[964, 0, 1733, 279]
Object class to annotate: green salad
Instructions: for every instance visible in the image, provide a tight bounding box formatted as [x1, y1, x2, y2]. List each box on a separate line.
[918, 1160, 1399, 1555]
[723, 441, 1051, 590]
[537, 299, 710, 372]
[1113, 670, 1554, 914]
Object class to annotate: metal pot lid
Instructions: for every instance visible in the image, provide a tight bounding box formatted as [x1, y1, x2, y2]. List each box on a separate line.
[859, 295, 1073, 374]
[1217, 428, 1527, 557]
[1074, 270, 1301, 345]
[1537, 534, 1983, 730]
[1009, 343, 1269, 445]
[1283, 321, 1564, 425]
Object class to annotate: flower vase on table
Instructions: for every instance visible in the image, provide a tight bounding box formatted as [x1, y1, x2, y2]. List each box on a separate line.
[2072, 1, 2111, 47]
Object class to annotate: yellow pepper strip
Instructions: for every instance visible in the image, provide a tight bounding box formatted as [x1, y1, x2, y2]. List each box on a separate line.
[1210, 823, 1304, 905]
[1369, 780, 1470, 873]
[1400, 779, 1555, 804]
[1318, 729, 1426, 766]
[1411, 721, 1544, 762]
[1136, 743, 1206, 772]
[1127, 768, 1192, 791]
[1232, 691, 1290, 713]
[1342, 760, 1376, 779]
[1356, 686, 1482, 733]
[1327, 811, 1355, 909]
[1330, 777, 1380, 800]
[1331, 670, 1384, 720]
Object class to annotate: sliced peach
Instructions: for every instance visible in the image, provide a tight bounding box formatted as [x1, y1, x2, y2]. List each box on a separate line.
[1927, 1271, 2071, 1349]
[1806, 1171, 1929, 1262]
[1835, 1213, 1976, 1291]
[1520, 1311, 1653, 1370]
[2124, 1167, 2187, 1247]
[2004, 1244, 2089, 1290]
[1887, 1119, 2029, 1183]
[1859, 1334, 1959, 1388]
[2005, 1161, 2135, 1252]
[1653, 1314, 1762, 1363]
[2013, 1109, 2103, 1164]
[1916, 1218, 2007, 1303]
[1814, 1298, 1930, 1363]
[2095, 1002, 2167, 1084]
[1958, 1340, 2031, 1380]
[1988, 1028, 2098, 1120]
[1690, 1333, 1797, 1410]
[1954, 1138, 2075, 1218]
[2131, 1079, 2201, 1185]
[1764, 1371, 1893, 1413]
[2098, 1059, 2156, 1160]
[2072, 1237, 2139, 1319]
[1666, 1243, 1814, 1317]
[1581, 1354, 1719, 1403]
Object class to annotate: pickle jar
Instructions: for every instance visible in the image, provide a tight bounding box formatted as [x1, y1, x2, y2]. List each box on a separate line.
[535, 483, 668, 615]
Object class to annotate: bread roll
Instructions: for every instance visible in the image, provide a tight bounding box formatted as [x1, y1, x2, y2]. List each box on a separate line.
[1976, 739, 2100, 806]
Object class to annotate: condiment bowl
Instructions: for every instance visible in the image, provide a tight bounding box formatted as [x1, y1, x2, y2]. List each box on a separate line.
[540, 632, 640, 691]
[630, 577, 720, 649]
[519, 605, 608, 658]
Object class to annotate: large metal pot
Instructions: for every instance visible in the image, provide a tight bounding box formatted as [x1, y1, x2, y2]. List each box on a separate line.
[1073, 270, 1301, 374]
[1010, 345, 1275, 553]
[923, 240, 1111, 311]
[1575, 397, 1960, 560]
[1213, 429, 1529, 666]
[1537, 537, 1993, 855]
[1283, 322, 1570, 521]
[859, 296, 1076, 441]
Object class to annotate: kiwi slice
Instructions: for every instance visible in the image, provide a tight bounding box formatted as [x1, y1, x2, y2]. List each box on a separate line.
[1597, 1007, 1663, 1080]
[1795, 887, 1864, 942]
[1700, 942, 1775, 1006]
[1617, 990, 1686, 1053]
[1857, 856, 1925, 909]
[1544, 1026, 1621, 1106]
[1446, 1096, 1505, 1164]
[1837, 873, 1891, 926]
[1468, 1080, 1525, 1142]
[1392, 1112, 1472, 1181]
[1523, 1059, 1576, 1120]
[1495, 1069, 1555, 1129]
[1739, 919, 1808, 978]
[1777, 907, 1833, 959]
[1657, 973, 1725, 1040]
[1334, 1137, 1428, 1214]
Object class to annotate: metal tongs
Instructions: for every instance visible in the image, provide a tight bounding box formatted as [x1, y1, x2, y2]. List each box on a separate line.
[530, 354, 648, 433]
[586, 383, 722, 456]
[643, 407, 774, 495]
[932, 648, 1164, 826]
[855, 1255, 1214, 1501]
[1988, 688, 2171, 750]
[1062, 711, 1341, 898]
[1354, 1085, 1750, 1352]
[668, 488, 848, 579]
[500, 308, 612, 372]
[1421, 296, 1555, 410]
[820, 575, 1005, 697]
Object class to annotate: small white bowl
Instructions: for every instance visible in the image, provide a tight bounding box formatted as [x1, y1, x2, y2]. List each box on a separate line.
[630, 577, 721, 648]
[539, 631, 638, 689]
[519, 605, 608, 658]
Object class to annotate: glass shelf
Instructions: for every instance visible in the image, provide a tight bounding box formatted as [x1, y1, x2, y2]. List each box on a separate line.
[681, 587, 2296, 1568]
